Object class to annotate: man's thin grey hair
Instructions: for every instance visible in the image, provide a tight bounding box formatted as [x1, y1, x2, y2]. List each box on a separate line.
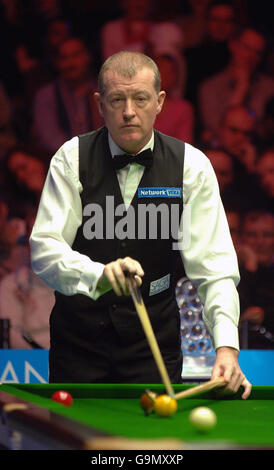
[98, 51, 161, 95]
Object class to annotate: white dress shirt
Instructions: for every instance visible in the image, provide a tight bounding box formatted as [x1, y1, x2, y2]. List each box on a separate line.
[30, 131, 240, 351]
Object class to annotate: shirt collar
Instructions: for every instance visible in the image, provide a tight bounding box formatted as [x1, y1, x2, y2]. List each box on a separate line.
[108, 131, 154, 158]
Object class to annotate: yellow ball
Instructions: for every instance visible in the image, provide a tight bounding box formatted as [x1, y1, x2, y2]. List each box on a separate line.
[189, 407, 217, 432]
[154, 394, 178, 417]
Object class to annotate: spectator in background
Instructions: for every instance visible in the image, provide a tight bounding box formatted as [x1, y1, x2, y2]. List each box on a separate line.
[0, 208, 25, 254]
[14, 42, 52, 97]
[31, 37, 102, 154]
[145, 16, 184, 92]
[205, 148, 243, 208]
[153, 54, 194, 143]
[0, 82, 17, 160]
[203, 106, 262, 211]
[205, 148, 234, 193]
[25, 0, 66, 24]
[257, 97, 274, 150]
[237, 211, 274, 348]
[0, 196, 29, 282]
[177, 0, 212, 49]
[239, 211, 274, 273]
[216, 106, 257, 177]
[185, 0, 237, 105]
[0, 210, 54, 349]
[225, 207, 241, 248]
[146, 20, 185, 95]
[42, 17, 72, 73]
[198, 28, 274, 137]
[0, 0, 25, 98]
[205, 147, 258, 212]
[255, 149, 274, 213]
[5, 146, 48, 205]
[12, 42, 53, 141]
[0, 246, 15, 282]
[2, 146, 48, 237]
[100, 0, 153, 60]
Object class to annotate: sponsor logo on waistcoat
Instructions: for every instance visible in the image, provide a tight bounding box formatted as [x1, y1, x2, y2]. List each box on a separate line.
[138, 187, 182, 198]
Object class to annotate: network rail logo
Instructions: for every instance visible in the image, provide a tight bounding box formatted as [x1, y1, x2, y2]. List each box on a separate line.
[138, 187, 182, 198]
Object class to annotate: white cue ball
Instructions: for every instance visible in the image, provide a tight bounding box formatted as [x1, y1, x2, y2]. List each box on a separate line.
[189, 407, 217, 432]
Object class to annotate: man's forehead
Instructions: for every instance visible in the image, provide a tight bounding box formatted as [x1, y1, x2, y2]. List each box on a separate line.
[244, 218, 274, 231]
[103, 68, 155, 91]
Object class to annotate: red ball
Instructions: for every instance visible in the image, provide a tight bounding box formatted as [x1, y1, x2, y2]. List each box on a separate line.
[51, 390, 73, 406]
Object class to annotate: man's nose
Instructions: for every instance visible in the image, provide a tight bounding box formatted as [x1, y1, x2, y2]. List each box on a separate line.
[123, 99, 136, 120]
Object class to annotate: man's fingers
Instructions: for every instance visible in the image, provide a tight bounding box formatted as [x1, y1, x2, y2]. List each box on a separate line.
[241, 377, 252, 400]
[103, 257, 144, 296]
[104, 264, 123, 296]
[134, 275, 142, 287]
[212, 347, 252, 400]
[121, 257, 144, 278]
[213, 370, 252, 399]
[223, 367, 245, 393]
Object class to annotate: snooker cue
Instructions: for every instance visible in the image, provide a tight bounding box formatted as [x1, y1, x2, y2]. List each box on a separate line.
[127, 274, 175, 398]
[174, 376, 227, 400]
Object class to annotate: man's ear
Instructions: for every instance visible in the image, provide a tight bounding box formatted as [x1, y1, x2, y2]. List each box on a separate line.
[94, 92, 103, 116]
[156, 90, 166, 115]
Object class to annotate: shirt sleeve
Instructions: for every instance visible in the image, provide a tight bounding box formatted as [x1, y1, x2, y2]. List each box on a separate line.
[181, 143, 240, 350]
[29, 137, 106, 300]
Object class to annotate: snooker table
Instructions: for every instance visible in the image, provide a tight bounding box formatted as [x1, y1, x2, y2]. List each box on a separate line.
[0, 383, 273, 450]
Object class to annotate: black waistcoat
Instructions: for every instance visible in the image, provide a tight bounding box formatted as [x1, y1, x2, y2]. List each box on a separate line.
[51, 127, 185, 345]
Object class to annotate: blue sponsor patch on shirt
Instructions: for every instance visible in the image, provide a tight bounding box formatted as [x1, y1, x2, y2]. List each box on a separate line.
[138, 187, 182, 198]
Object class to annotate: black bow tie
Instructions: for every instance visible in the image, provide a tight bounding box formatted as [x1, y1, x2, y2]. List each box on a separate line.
[112, 148, 153, 170]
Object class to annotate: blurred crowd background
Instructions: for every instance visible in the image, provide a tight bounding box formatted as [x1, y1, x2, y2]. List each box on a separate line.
[0, 0, 273, 351]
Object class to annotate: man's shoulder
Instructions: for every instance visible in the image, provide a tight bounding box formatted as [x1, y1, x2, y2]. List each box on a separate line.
[184, 142, 209, 166]
[155, 130, 205, 156]
[53, 128, 106, 159]
[155, 131, 209, 169]
[78, 127, 106, 141]
[154, 129, 186, 147]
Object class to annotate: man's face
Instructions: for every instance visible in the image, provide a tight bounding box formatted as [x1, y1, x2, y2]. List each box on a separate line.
[230, 29, 265, 73]
[56, 39, 91, 83]
[219, 108, 254, 157]
[94, 67, 165, 154]
[208, 5, 235, 42]
[8, 152, 45, 193]
[206, 150, 234, 191]
[242, 216, 274, 265]
[257, 152, 274, 197]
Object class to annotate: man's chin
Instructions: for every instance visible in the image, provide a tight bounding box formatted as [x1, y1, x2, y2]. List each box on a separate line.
[117, 131, 144, 149]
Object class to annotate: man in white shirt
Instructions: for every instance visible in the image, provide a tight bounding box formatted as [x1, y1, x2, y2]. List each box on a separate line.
[30, 51, 251, 398]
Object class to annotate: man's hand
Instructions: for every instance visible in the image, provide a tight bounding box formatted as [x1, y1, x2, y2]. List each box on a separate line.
[211, 346, 252, 399]
[100, 257, 144, 296]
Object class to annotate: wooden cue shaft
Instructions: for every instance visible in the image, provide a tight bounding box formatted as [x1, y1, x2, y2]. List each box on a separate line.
[174, 376, 227, 400]
[127, 275, 175, 398]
